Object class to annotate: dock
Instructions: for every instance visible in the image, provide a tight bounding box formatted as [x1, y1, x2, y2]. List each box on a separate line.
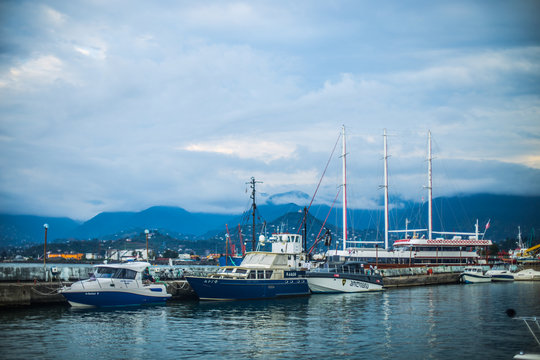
[0, 280, 197, 307]
[0, 264, 467, 307]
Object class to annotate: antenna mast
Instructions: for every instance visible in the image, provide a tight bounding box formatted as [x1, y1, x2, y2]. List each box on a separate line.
[247, 177, 262, 251]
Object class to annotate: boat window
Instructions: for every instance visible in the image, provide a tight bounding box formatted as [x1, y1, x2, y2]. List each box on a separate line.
[224, 268, 234, 273]
[94, 267, 115, 278]
[112, 268, 137, 279]
[235, 269, 247, 274]
[247, 271, 256, 279]
[243, 253, 275, 266]
[256, 270, 265, 279]
[274, 256, 288, 266]
[265, 270, 273, 279]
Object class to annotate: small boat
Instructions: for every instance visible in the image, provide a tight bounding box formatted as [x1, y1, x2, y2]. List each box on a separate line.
[185, 233, 311, 301]
[305, 261, 384, 293]
[514, 269, 540, 281]
[485, 263, 515, 282]
[59, 262, 171, 307]
[506, 309, 540, 360]
[460, 266, 491, 283]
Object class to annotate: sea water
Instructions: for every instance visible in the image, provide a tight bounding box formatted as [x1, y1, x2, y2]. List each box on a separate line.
[0, 281, 539, 359]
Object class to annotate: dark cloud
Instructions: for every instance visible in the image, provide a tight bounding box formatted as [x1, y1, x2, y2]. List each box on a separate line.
[0, 1, 539, 219]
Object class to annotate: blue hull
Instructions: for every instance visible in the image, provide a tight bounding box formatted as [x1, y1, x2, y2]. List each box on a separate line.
[218, 256, 243, 267]
[61, 291, 170, 307]
[185, 276, 310, 300]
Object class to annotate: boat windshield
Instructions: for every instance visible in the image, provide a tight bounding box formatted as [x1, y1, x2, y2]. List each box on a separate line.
[95, 267, 137, 279]
[241, 253, 275, 266]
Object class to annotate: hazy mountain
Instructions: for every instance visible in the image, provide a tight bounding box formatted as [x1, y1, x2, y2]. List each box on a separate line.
[71, 206, 234, 239]
[266, 191, 310, 205]
[0, 214, 81, 246]
[1, 194, 539, 247]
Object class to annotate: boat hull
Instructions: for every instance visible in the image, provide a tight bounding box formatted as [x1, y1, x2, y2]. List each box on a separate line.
[61, 288, 171, 307]
[185, 276, 310, 300]
[491, 274, 514, 282]
[514, 269, 540, 281]
[305, 273, 384, 293]
[460, 273, 491, 284]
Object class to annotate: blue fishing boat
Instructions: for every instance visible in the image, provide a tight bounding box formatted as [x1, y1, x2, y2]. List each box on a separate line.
[186, 233, 311, 300]
[59, 261, 171, 307]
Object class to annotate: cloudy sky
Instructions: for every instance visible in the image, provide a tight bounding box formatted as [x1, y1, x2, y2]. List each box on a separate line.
[1, 1, 539, 220]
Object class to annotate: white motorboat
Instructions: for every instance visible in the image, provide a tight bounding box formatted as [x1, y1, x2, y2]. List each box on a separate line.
[59, 261, 171, 307]
[514, 269, 540, 281]
[485, 264, 515, 282]
[460, 266, 491, 283]
[305, 261, 383, 293]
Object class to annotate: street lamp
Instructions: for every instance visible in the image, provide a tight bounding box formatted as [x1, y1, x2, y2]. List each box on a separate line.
[145, 229, 149, 261]
[43, 224, 49, 269]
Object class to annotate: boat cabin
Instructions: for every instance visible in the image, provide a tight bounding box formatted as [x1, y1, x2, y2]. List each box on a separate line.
[269, 233, 303, 254]
[210, 252, 304, 280]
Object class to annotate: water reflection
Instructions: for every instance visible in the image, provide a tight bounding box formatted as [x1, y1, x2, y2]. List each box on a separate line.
[0, 283, 539, 359]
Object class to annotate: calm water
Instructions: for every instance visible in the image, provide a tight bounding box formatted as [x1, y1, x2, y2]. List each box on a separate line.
[1, 282, 539, 360]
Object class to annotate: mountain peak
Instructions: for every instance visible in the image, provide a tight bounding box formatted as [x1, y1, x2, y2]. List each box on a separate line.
[266, 191, 310, 205]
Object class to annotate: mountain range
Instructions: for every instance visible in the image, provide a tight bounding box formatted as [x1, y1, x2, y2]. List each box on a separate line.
[1, 193, 539, 247]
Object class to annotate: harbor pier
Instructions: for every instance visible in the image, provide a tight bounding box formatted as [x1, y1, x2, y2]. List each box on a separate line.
[0, 264, 468, 307]
[0, 280, 197, 307]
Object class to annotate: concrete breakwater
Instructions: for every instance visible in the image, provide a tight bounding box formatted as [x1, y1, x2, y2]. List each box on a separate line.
[0, 264, 94, 282]
[379, 265, 465, 287]
[0, 280, 197, 307]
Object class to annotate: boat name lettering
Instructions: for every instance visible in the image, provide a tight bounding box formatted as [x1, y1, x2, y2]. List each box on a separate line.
[84, 292, 99, 295]
[349, 280, 369, 289]
[284, 271, 297, 278]
[203, 279, 219, 284]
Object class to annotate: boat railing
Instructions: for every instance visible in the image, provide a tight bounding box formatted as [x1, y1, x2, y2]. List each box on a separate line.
[379, 265, 478, 277]
[507, 309, 540, 351]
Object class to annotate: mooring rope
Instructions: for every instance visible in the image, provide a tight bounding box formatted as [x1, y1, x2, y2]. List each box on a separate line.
[30, 286, 63, 296]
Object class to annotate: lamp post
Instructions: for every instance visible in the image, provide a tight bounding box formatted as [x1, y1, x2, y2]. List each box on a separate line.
[43, 224, 49, 269]
[145, 229, 149, 261]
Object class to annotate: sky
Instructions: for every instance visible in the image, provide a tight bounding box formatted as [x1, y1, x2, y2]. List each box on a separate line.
[1, 0, 539, 221]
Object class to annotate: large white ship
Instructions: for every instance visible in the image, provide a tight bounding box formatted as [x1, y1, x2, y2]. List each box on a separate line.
[324, 127, 492, 268]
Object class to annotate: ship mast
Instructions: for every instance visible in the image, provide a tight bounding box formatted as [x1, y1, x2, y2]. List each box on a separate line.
[341, 125, 348, 250]
[427, 130, 433, 241]
[383, 129, 389, 250]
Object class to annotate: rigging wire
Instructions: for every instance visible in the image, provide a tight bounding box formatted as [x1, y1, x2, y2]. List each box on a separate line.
[296, 130, 342, 234]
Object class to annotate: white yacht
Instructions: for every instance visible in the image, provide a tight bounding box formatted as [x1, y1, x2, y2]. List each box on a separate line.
[60, 261, 171, 307]
[460, 266, 491, 283]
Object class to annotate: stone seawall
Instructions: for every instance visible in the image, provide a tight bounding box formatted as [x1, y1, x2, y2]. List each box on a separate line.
[0, 265, 94, 282]
[383, 272, 461, 287]
[0, 280, 196, 307]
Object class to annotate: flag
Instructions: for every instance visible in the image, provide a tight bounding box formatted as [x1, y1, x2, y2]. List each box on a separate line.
[485, 219, 491, 230]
